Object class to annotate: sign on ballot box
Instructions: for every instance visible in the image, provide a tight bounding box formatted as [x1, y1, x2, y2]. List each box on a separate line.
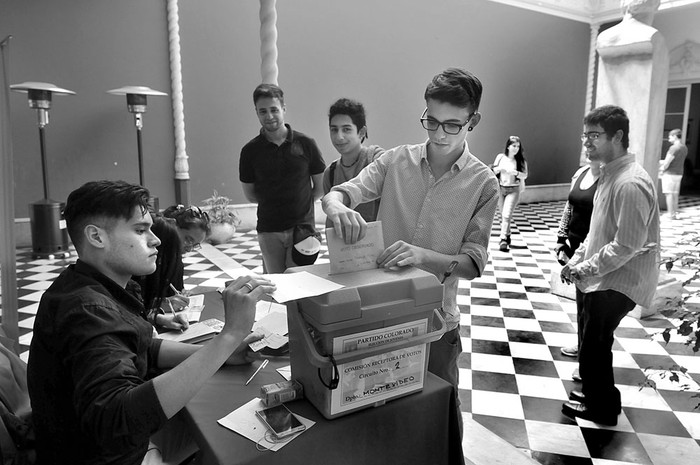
[331, 319, 428, 415]
[286, 264, 446, 419]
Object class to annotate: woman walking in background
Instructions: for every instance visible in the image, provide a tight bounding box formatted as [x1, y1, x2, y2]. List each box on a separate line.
[492, 135, 528, 252]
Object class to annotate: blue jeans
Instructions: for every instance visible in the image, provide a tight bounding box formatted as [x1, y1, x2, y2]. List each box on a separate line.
[498, 185, 520, 239]
[257, 229, 295, 274]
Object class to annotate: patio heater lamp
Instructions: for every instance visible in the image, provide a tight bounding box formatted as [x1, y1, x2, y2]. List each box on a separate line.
[10, 81, 75, 259]
[106, 86, 167, 212]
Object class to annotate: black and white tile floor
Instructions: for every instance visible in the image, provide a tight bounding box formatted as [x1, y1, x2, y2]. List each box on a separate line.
[4, 197, 700, 464]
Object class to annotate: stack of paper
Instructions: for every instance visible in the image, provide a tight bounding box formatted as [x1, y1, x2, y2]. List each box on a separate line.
[157, 318, 224, 344]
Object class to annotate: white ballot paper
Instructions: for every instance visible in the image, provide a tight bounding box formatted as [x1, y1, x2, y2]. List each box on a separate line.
[325, 221, 385, 274]
[218, 398, 314, 451]
[266, 271, 344, 303]
[157, 318, 223, 344]
[249, 311, 289, 352]
[185, 294, 205, 322]
[255, 300, 286, 321]
[218, 272, 343, 304]
[276, 365, 292, 381]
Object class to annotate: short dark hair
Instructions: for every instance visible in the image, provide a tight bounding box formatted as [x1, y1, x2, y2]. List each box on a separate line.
[162, 205, 211, 235]
[64, 180, 150, 250]
[424, 68, 483, 111]
[329, 98, 367, 140]
[253, 83, 284, 105]
[669, 128, 682, 139]
[584, 105, 630, 149]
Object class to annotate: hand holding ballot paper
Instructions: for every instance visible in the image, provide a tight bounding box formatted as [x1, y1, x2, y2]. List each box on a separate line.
[325, 221, 385, 274]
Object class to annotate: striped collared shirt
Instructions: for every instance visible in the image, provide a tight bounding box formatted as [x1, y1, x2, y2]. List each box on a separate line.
[569, 153, 660, 307]
[331, 141, 500, 329]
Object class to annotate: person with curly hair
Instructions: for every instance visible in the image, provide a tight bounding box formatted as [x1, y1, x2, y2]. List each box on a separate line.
[138, 205, 210, 331]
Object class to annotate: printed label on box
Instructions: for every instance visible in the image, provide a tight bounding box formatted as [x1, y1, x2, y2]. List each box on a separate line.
[329, 320, 428, 415]
[332, 319, 428, 355]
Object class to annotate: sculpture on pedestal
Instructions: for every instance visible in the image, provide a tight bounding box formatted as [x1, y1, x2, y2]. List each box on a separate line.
[595, 0, 668, 180]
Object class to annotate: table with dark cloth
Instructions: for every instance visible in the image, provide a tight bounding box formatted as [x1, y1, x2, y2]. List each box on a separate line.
[179, 292, 464, 465]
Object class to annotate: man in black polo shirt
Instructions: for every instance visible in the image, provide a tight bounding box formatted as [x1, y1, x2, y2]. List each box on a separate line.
[239, 83, 326, 273]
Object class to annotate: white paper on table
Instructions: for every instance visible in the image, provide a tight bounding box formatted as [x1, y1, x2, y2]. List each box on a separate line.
[252, 311, 288, 335]
[255, 300, 287, 321]
[185, 294, 205, 322]
[248, 328, 289, 352]
[276, 365, 292, 381]
[325, 221, 385, 275]
[157, 318, 223, 343]
[264, 271, 344, 303]
[249, 310, 290, 351]
[217, 398, 314, 451]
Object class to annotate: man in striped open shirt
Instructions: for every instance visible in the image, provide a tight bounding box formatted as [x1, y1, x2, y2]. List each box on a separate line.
[561, 105, 660, 426]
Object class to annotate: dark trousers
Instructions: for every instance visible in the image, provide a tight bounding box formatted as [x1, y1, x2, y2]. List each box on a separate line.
[428, 326, 463, 437]
[576, 289, 635, 413]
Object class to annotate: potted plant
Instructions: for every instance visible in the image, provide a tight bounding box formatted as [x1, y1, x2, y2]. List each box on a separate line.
[203, 190, 240, 245]
[642, 230, 700, 408]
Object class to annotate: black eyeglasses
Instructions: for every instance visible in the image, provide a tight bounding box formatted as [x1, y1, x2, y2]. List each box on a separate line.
[581, 131, 603, 142]
[183, 241, 202, 253]
[420, 109, 474, 135]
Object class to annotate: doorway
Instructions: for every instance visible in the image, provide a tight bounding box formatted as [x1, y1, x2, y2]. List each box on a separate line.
[663, 83, 700, 194]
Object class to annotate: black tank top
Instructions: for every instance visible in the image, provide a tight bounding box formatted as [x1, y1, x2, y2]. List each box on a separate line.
[567, 167, 599, 242]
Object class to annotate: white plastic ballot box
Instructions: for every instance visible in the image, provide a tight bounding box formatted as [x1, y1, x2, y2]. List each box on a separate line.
[286, 263, 447, 419]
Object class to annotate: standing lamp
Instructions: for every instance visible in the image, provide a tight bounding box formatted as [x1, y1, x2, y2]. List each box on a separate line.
[10, 81, 75, 259]
[107, 86, 167, 212]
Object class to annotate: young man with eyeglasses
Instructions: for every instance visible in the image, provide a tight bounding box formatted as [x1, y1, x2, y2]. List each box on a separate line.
[561, 105, 660, 426]
[240, 83, 326, 273]
[322, 68, 499, 433]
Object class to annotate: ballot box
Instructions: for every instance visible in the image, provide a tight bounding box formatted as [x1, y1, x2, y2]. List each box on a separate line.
[286, 264, 447, 419]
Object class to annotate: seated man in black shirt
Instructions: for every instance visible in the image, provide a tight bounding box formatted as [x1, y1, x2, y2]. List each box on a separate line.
[27, 180, 275, 465]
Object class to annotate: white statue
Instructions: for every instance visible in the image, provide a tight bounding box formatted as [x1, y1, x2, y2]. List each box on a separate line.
[597, 0, 662, 57]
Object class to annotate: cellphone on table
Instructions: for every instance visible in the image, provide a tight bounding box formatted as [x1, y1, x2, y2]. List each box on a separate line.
[255, 404, 306, 439]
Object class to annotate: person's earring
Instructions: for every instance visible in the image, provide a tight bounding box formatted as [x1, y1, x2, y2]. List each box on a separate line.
[467, 127, 473, 132]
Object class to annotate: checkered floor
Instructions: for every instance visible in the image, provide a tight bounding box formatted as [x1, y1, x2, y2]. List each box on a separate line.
[4, 197, 700, 464]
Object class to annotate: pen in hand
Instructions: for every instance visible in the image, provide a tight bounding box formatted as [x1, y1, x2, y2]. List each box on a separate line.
[166, 299, 185, 333]
[169, 283, 181, 295]
[245, 359, 269, 386]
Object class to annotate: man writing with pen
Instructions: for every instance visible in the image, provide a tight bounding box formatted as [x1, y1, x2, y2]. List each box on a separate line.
[322, 68, 499, 435]
[27, 180, 276, 465]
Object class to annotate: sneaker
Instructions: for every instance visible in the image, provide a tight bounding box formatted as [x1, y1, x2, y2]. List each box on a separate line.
[560, 345, 578, 358]
[499, 240, 508, 252]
